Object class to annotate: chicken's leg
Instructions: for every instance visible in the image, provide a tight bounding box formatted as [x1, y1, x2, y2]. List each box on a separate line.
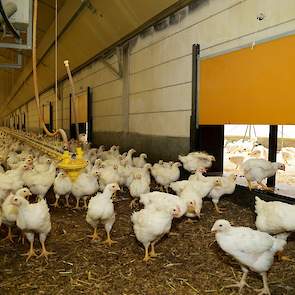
[88, 227, 99, 241]
[103, 231, 117, 246]
[150, 241, 161, 258]
[213, 203, 227, 214]
[74, 198, 80, 209]
[38, 241, 55, 260]
[103, 215, 117, 246]
[83, 196, 88, 209]
[222, 266, 250, 293]
[18, 232, 26, 245]
[65, 194, 70, 208]
[22, 240, 37, 262]
[254, 272, 271, 295]
[2, 227, 17, 243]
[277, 250, 295, 262]
[143, 243, 151, 262]
[257, 182, 274, 192]
[247, 180, 253, 191]
[51, 194, 60, 208]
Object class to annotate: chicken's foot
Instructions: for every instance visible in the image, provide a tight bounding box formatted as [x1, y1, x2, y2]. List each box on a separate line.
[103, 232, 117, 246]
[2, 227, 17, 243]
[214, 203, 227, 214]
[22, 241, 37, 262]
[221, 269, 249, 293]
[38, 241, 55, 260]
[257, 182, 274, 192]
[254, 272, 271, 295]
[150, 242, 161, 258]
[88, 228, 100, 241]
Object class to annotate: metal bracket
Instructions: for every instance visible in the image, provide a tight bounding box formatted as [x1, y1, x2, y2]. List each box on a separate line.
[0, 51, 22, 68]
[0, 0, 32, 50]
[101, 47, 123, 78]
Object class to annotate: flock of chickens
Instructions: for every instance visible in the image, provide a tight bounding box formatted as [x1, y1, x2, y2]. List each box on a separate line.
[0, 130, 294, 295]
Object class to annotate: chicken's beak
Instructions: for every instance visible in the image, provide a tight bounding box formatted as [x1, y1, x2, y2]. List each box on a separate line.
[211, 228, 216, 233]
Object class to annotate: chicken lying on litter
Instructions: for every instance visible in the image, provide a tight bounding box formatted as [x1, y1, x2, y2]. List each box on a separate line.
[1, 188, 32, 242]
[132, 201, 184, 262]
[178, 152, 215, 173]
[12, 194, 53, 261]
[86, 183, 120, 245]
[53, 171, 72, 208]
[208, 174, 237, 213]
[212, 219, 287, 295]
[242, 158, 285, 191]
[255, 197, 295, 261]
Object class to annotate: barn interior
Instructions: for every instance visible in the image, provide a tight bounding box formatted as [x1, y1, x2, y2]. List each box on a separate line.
[0, 0, 295, 294]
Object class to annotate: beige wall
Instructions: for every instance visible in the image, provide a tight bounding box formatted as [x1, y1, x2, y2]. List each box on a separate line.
[5, 0, 295, 140]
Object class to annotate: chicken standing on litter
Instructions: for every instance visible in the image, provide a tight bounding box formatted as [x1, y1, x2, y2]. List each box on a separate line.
[132, 198, 184, 262]
[208, 174, 237, 213]
[12, 193, 54, 261]
[86, 183, 120, 246]
[212, 219, 287, 295]
[1, 188, 32, 242]
[52, 171, 72, 208]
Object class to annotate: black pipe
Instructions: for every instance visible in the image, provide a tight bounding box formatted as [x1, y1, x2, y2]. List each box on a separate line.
[190, 44, 200, 152]
[0, 0, 20, 39]
[87, 87, 93, 143]
[267, 125, 278, 187]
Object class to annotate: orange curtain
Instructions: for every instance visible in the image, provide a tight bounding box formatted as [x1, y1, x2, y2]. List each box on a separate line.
[199, 34, 295, 125]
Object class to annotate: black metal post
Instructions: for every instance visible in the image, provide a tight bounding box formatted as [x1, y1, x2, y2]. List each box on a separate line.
[190, 44, 200, 152]
[87, 87, 93, 143]
[49, 102, 53, 131]
[267, 125, 278, 187]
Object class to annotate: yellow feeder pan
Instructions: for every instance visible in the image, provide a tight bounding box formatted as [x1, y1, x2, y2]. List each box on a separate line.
[58, 147, 87, 181]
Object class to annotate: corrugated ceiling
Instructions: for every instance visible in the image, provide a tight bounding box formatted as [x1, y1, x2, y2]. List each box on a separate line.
[0, 0, 190, 118]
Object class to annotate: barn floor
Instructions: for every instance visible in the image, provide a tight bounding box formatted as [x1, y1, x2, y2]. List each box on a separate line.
[0, 189, 295, 295]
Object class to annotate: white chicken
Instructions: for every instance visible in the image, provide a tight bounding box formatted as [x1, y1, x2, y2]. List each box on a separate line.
[208, 174, 237, 213]
[98, 164, 120, 191]
[23, 162, 56, 200]
[169, 180, 189, 195]
[86, 183, 120, 245]
[242, 159, 285, 191]
[71, 170, 99, 209]
[151, 162, 181, 192]
[12, 195, 53, 261]
[179, 178, 221, 218]
[53, 171, 72, 208]
[211, 219, 287, 295]
[1, 188, 32, 242]
[139, 191, 187, 216]
[178, 152, 215, 173]
[255, 197, 295, 261]
[133, 153, 148, 168]
[131, 202, 183, 262]
[129, 172, 150, 208]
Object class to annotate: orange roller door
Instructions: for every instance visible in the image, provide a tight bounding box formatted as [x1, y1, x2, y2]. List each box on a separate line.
[199, 34, 295, 125]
